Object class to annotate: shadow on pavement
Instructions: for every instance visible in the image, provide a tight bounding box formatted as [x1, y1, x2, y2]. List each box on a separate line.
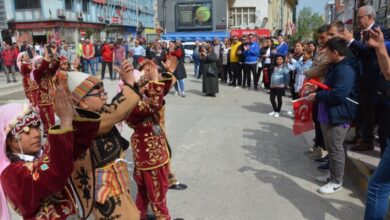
[241, 102, 273, 114]
[186, 89, 205, 97]
[241, 122, 363, 200]
[239, 167, 365, 220]
[189, 79, 202, 84]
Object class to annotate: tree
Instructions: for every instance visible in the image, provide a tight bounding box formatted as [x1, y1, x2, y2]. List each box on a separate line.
[295, 7, 324, 42]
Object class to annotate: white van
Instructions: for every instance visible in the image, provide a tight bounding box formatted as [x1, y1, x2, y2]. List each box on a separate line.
[182, 42, 196, 63]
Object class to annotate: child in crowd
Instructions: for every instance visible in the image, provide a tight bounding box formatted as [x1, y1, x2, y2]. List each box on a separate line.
[290, 48, 314, 95]
[268, 54, 290, 118]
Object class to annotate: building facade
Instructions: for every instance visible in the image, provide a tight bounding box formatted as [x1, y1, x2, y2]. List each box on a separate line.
[324, 1, 335, 24]
[268, 0, 298, 36]
[2, 0, 155, 44]
[156, 0, 296, 40]
[157, 0, 229, 40]
[157, 0, 228, 33]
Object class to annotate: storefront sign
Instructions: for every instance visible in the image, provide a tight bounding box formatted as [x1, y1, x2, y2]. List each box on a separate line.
[11, 21, 104, 30]
[230, 29, 271, 37]
[92, 0, 106, 4]
[32, 30, 46, 36]
[111, 17, 121, 24]
[175, 1, 212, 30]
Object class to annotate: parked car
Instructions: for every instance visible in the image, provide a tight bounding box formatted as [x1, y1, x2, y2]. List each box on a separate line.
[182, 42, 196, 63]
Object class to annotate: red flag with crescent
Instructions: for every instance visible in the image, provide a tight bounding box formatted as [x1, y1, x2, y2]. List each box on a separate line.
[293, 83, 315, 135]
[292, 97, 314, 135]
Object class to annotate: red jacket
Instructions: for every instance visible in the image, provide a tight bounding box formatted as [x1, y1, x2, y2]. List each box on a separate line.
[101, 44, 113, 62]
[2, 48, 17, 66]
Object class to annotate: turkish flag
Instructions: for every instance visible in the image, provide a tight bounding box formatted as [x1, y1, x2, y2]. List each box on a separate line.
[292, 96, 314, 135]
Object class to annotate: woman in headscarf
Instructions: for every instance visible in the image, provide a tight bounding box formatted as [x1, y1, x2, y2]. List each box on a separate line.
[200, 43, 219, 97]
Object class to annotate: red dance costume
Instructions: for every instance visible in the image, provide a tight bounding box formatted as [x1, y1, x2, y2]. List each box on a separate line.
[20, 63, 39, 106]
[126, 80, 172, 220]
[1, 110, 100, 220]
[33, 59, 59, 135]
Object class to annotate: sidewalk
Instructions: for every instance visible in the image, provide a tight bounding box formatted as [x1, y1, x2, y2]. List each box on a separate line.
[302, 130, 386, 212]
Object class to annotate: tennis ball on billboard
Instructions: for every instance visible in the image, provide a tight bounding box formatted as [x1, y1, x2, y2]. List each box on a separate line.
[195, 6, 211, 22]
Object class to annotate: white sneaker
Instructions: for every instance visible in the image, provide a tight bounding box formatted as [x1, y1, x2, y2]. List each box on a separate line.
[287, 110, 293, 115]
[173, 91, 178, 96]
[268, 111, 275, 116]
[318, 181, 343, 194]
[274, 112, 280, 118]
[180, 92, 186, 97]
[316, 173, 330, 183]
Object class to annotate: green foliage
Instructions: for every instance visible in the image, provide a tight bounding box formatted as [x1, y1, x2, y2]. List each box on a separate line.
[295, 7, 325, 42]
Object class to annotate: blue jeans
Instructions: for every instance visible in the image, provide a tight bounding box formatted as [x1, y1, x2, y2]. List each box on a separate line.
[174, 79, 185, 93]
[83, 58, 95, 75]
[95, 56, 101, 71]
[365, 138, 390, 220]
[365, 102, 390, 219]
[113, 61, 122, 80]
[194, 59, 200, 77]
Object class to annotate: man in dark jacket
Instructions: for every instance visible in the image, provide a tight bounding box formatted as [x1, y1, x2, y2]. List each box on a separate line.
[308, 37, 359, 194]
[344, 5, 389, 151]
[237, 36, 247, 87]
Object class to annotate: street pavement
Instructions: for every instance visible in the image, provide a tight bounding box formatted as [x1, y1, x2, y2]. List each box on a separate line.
[1, 64, 365, 220]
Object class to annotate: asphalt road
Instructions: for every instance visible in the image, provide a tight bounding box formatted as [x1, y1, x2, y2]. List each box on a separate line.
[2, 64, 365, 220]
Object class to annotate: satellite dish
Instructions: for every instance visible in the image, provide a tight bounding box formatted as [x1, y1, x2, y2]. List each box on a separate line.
[248, 23, 255, 29]
[240, 22, 248, 30]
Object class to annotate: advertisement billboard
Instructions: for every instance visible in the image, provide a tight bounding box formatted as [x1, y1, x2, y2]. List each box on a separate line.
[175, 1, 212, 30]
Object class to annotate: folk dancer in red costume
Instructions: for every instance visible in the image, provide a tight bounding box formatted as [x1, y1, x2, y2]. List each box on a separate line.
[139, 57, 188, 191]
[125, 58, 182, 220]
[32, 47, 60, 135]
[17, 52, 39, 106]
[0, 82, 101, 220]
[66, 60, 142, 219]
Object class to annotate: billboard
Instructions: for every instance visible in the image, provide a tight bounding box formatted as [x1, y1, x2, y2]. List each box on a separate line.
[175, 1, 212, 30]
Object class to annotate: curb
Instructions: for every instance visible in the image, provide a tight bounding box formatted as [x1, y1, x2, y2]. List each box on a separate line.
[301, 131, 369, 198]
[302, 131, 390, 218]
[345, 156, 370, 196]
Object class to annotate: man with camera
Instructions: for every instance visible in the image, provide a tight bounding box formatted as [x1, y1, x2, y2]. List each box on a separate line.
[343, 5, 389, 152]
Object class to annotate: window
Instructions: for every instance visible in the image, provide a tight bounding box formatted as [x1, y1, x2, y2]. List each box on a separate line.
[65, 0, 73, 10]
[82, 0, 89, 12]
[183, 45, 196, 50]
[231, 7, 256, 27]
[14, 0, 41, 10]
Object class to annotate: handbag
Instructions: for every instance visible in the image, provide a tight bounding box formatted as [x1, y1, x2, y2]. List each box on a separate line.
[206, 65, 218, 77]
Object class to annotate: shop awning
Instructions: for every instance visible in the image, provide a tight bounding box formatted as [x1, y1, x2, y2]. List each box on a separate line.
[162, 31, 229, 41]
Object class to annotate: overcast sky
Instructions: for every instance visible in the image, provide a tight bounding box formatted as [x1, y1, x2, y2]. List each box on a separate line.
[297, 0, 330, 16]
